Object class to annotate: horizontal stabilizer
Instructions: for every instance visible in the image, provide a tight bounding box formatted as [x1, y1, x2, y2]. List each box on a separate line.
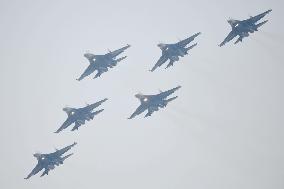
[165, 96, 178, 104]
[92, 109, 104, 116]
[116, 56, 127, 62]
[256, 20, 268, 28]
[186, 43, 197, 52]
[62, 153, 73, 161]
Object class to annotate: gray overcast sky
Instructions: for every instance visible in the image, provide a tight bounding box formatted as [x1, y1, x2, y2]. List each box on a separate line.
[0, 0, 283, 188]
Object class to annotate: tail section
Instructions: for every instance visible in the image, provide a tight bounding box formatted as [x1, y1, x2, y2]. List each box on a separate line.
[185, 43, 197, 53]
[109, 44, 131, 58]
[91, 109, 104, 118]
[165, 96, 178, 104]
[256, 20, 268, 29]
[116, 56, 127, 62]
[58, 142, 77, 155]
[61, 153, 74, 162]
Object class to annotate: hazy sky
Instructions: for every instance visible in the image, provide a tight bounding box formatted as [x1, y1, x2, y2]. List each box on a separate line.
[0, 0, 283, 189]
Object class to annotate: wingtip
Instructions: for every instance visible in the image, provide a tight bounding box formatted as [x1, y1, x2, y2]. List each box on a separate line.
[150, 67, 156, 72]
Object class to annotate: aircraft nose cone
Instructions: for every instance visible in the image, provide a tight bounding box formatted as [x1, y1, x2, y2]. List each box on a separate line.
[135, 94, 143, 99]
[84, 53, 95, 59]
[33, 153, 42, 159]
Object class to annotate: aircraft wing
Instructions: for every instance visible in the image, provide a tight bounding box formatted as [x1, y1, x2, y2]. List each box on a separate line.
[219, 30, 237, 47]
[25, 163, 43, 179]
[176, 32, 201, 47]
[157, 86, 181, 99]
[128, 104, 147, 119]
[84, 98, 108, 112]
[246, 9, 272, 23]
[150, 53, 168, 72]
[106, 44, 130, 58]
[54, 118, 73, 133]
[77, 62, 97, 81]
[50, 142, 77, 157]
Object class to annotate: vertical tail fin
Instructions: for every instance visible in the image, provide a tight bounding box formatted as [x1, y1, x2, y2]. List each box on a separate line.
[91, 109, 104, 118]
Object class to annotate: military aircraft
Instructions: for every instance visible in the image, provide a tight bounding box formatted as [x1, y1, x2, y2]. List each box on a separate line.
[128, 86, 181, 119]
[219, 9, 272, 47]
[150, 33, 201, 72]
[77, 44, 130, 80]
[25, 142, 77, 179]
[55, 98, 107, 133]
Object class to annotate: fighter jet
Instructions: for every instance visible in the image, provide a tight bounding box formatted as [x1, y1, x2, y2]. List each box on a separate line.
[219, 9, 272, 47]
[77, 44, 130, 80]
[150, 33, 201, 72]
[55, 98, 107, 133]
[25, 142, 77, 179]
[128, 86, 181, 119]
